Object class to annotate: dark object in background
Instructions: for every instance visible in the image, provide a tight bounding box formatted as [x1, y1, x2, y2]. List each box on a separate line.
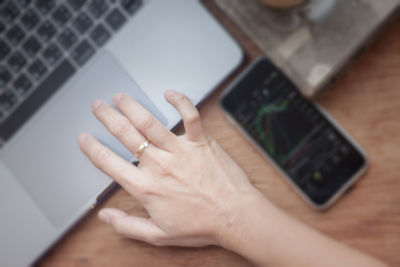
[220, 57, 368, 209]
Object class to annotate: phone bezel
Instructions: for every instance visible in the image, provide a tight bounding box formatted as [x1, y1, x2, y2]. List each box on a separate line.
[219, 57, 369, 210]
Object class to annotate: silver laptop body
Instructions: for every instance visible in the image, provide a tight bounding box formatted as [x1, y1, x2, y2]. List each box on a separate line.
[0, 1, 242, 266]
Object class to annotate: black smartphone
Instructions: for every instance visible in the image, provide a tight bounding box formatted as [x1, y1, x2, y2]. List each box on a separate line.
[220, 57, 368, 209]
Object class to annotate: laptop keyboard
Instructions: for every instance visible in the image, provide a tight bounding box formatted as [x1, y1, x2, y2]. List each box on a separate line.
[0, 0, 143, 142]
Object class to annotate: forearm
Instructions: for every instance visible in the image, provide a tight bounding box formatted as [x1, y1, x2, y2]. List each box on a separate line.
[220, 191, 387, 267]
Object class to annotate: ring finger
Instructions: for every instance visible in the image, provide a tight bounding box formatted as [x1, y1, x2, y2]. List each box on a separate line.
[92, 100, 158, 161]
[113, 93, 178, 152]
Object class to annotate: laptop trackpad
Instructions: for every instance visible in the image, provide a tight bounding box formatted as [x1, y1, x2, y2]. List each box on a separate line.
[2, 52, 167, 227]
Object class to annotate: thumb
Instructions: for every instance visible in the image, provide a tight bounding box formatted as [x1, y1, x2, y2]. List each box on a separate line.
[98, 208, 166, 245]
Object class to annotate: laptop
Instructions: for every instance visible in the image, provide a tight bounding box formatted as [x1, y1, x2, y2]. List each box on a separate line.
[0, 0, 242, 265]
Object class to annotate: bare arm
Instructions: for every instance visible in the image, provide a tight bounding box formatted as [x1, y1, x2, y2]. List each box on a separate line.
[219, 191, 387, 267]
[78, 91, 386, 267]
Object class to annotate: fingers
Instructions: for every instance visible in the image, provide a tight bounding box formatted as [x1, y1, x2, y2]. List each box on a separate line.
[113, 93, 178, 151]
[78, 133, 145, 196]
[164, 90, 205, 142]
[98, 208, 166, 245]
[92, 100, 148, 156]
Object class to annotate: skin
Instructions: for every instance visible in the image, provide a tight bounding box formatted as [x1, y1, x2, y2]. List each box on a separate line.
[78, 90, 387, 267]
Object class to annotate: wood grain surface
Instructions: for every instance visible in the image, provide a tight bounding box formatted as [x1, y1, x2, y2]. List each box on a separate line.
[37, 1, 400, 266]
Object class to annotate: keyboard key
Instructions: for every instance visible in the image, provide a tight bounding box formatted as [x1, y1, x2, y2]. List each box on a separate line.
[42, 43, 62, 66]
[105, 8, 126, 31]
[51, 4, 72, 27]
[0, 21, 5, 33]
[121, 0, 142, 15]
[67, 0, 87, 11]
[1, 2, 20, 23]
[35, 0, 55, 15]
[21, 9, 40, 30]
[0, 60, 76, 141]
[22, 36, 42, 57]
[7, 51, 27, 73]
[71, 40, 95, 66]
[37, 20, 57, 42]
[57, 27, 78, 50]
[0, 40, 10, 61]
[13, 74, 32, 96]
[17, 0, 32, 8]
[0, 90, 17, 111]
[90, 24, 110, 47]
[28, 59, 47, 81]
[0, 66, 11, 88]
[6, 25, 26, 46]
[88, 0, 108, 18]
[73, 12, 93, 34]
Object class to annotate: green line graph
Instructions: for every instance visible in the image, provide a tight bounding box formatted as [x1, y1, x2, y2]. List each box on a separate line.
[255, 99, 289, 157]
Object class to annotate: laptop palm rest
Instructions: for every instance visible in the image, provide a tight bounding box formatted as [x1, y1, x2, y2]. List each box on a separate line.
[1, 52, 167, 227]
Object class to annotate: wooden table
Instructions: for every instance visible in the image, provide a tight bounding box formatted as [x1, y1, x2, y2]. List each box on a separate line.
[38, 1, 400, 266]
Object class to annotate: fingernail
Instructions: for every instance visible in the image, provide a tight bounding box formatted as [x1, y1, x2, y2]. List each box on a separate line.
[98, 210, 110, 224]
[92, 100, 102, 111]
[165, 90, 175, 97]
[113, 93, 123, 105]
[77, 133, 87, 146]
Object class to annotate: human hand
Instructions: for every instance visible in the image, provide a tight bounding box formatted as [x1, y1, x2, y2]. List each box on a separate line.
[78, 90, 261, 247]
[77, 91, 387, 267]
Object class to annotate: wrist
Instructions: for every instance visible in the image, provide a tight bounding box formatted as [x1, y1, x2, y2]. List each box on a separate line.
[214, 188, 388, 267]
[215, 188, 275, 253]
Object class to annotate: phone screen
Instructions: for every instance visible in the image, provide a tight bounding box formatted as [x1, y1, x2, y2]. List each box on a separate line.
[221, 59, 366, 206]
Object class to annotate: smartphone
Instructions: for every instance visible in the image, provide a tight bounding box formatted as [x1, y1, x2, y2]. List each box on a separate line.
[219, 57, 368, 209]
